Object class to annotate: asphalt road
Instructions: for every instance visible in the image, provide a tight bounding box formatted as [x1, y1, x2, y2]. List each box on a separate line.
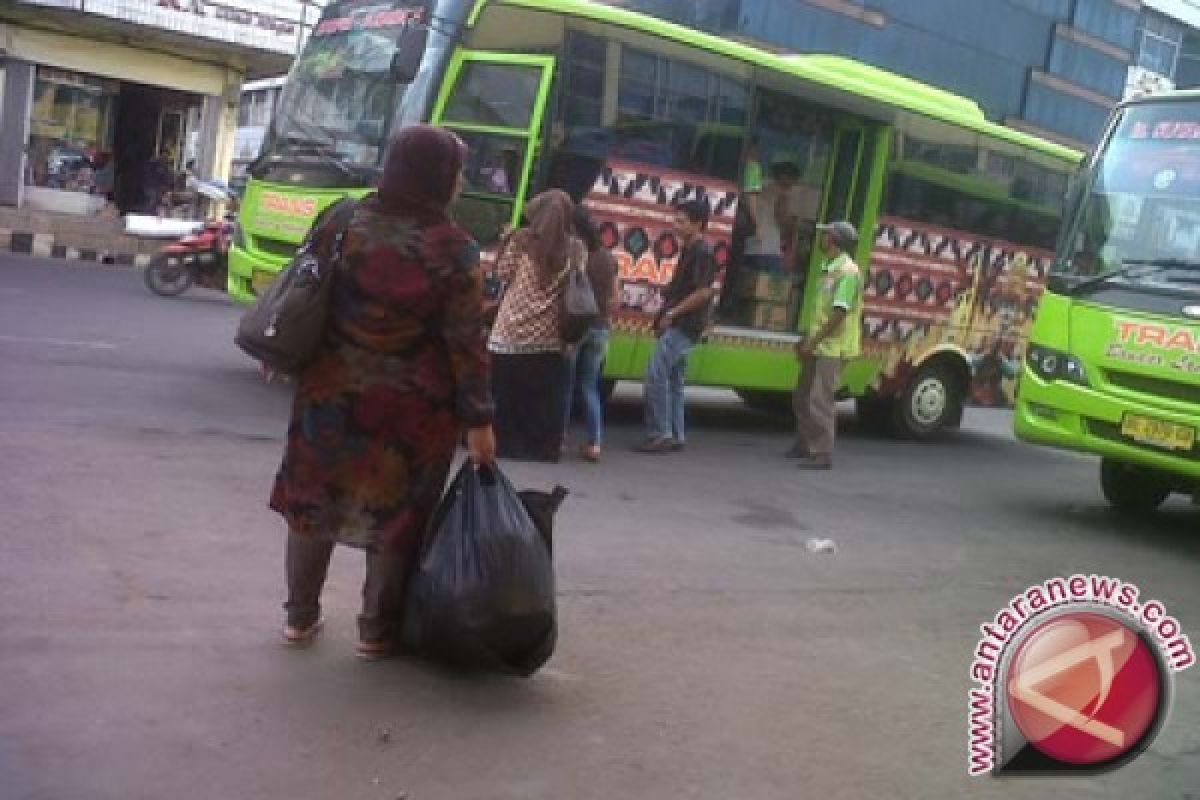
[1, 256, 1197, 800]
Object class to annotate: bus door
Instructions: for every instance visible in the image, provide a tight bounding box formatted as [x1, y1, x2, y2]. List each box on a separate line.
[799, 121, 889, 333]
[431, 51, 556, 248]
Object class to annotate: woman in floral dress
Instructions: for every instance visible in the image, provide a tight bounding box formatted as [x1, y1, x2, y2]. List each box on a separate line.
[269, 126, 496, 658]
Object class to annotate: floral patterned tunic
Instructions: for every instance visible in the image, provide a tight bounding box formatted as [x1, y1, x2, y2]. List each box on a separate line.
[270, 198, 493, 552]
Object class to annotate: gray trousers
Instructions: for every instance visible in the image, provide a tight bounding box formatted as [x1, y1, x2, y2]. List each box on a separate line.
[793, 356, 843, 458]
[284, 530, 412, 642]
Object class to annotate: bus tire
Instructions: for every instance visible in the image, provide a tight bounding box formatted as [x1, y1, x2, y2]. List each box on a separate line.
[1100, 459, 1172, 514]
[892, 360, 964, 440]
[736, 389, 792, 416]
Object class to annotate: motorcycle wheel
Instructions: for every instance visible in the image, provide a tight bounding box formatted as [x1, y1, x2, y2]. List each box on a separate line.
[144, 254, 194, 297]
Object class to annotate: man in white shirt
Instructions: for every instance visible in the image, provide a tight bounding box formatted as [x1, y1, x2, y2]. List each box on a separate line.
[743, 161, 803, 274]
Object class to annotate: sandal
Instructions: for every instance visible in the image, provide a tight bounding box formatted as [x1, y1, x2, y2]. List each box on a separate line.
[281, 617, 324, 646]
[355, 639, 392, 661]
[580, 444, 601, 463]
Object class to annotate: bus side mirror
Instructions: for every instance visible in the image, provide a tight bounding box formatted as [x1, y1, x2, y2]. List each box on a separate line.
[390, 26, 427, 83]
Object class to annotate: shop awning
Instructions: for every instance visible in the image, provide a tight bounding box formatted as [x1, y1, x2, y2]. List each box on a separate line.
[2, 1, 305, 81]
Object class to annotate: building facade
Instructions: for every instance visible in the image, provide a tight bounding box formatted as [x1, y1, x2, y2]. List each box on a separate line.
[602, 0, 1145, 149]
[232, 76, 286, 186]
[1126, 0, 1200, 95]
[0, 0, 317, 216]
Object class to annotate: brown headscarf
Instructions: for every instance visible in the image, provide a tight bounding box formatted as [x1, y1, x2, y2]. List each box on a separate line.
[514, 189, 575, 285]
[376, 125, 466, 221]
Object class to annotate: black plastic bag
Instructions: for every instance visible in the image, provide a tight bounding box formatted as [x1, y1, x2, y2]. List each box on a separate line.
[402, 463, 565, 676]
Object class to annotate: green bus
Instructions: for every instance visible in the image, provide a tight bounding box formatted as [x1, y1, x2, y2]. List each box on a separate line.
[231, 0, 1081, 438]
[1015, 91, 1200, 511]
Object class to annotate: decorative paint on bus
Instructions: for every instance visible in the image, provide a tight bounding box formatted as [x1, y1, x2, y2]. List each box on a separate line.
[582, 159, 738, 332]
[865, 217, 1053, 407]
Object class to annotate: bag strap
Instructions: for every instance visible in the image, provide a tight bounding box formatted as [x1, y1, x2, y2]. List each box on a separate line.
[323, 199, 357, 271]
[296, 198, 356, 268]
[558, 241, 586, 282]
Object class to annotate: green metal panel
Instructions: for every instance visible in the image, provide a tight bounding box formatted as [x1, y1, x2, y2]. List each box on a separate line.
[605, 332, 883, 395]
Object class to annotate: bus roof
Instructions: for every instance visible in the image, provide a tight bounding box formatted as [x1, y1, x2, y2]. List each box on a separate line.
[476, 0, 1083, 163]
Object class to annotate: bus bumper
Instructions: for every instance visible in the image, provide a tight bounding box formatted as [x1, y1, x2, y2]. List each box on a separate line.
[1014, 365, 1200, 482]
[228, 243, 287, 306]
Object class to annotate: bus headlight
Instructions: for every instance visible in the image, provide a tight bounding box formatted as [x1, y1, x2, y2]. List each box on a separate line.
[1027, 345, 1088, 385]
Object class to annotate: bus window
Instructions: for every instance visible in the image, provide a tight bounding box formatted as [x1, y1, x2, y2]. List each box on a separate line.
[458, 132, 522, 197]
[545, 30, 748, 320]
[441, 61, 544, 129]
[433, 53, 556, 247]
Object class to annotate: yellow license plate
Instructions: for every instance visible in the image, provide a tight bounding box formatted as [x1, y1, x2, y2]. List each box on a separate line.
[251, 270, 276, 294]
[1120, 413, 1196, 451]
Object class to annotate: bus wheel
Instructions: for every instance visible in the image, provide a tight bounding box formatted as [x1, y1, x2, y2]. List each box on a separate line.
[1100, 459, 1172, 514]
[893, 361, 963, 440]
[736, 389, 792, 416]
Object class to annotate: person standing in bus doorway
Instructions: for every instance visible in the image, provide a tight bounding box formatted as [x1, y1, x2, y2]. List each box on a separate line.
[636, 200, 718, 454]
[743, 161, 803, 274]
[790, 221, 863, 470]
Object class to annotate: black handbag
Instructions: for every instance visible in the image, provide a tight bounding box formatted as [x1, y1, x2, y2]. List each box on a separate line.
[234, 199, 356, 374]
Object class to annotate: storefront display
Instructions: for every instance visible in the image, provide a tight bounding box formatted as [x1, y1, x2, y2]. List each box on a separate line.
[0, 0, 303, 216]
[26, 67, 117, 196]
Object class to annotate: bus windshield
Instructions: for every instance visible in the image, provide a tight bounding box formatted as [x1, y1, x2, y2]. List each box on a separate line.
[257, 0, 467, 184]
[1059, 101, 1200, 293]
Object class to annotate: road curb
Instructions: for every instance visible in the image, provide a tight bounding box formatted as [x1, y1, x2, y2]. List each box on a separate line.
[0, 229, 152, 269]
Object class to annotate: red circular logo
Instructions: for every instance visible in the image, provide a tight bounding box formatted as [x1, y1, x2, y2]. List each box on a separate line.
[1006, 611, 1163, 766]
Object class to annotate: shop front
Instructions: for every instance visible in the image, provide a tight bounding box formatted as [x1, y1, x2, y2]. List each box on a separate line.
[0, 0, 310, 221]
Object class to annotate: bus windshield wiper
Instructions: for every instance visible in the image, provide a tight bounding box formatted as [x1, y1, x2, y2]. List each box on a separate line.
[1065, 260, 1176, 295]
[272, 135, 357, 180]
[1123, 257, 1200, 271]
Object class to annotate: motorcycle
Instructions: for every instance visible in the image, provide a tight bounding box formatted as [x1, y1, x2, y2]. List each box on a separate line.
[141, 180, 239, 297]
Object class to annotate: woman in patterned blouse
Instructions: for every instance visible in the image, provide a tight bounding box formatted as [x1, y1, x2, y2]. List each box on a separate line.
[488, 190, 585, 462]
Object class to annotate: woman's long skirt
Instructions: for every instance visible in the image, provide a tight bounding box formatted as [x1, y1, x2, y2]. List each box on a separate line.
[491, 352, 567, 463]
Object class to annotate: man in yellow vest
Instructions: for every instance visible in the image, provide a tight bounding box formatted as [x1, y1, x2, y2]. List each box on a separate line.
[790, 221, 864, 470]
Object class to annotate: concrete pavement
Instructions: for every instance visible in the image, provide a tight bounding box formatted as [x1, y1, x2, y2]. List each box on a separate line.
[1, 256, 1197, 800]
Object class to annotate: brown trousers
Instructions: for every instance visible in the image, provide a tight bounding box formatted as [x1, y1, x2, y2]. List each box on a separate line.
[793, 356, 843, 458]
[284, 531, 413, 642]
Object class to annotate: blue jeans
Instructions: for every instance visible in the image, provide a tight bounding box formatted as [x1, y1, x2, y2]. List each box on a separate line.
[564, 326, 610, 446]
[644, 327, 694, 443]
